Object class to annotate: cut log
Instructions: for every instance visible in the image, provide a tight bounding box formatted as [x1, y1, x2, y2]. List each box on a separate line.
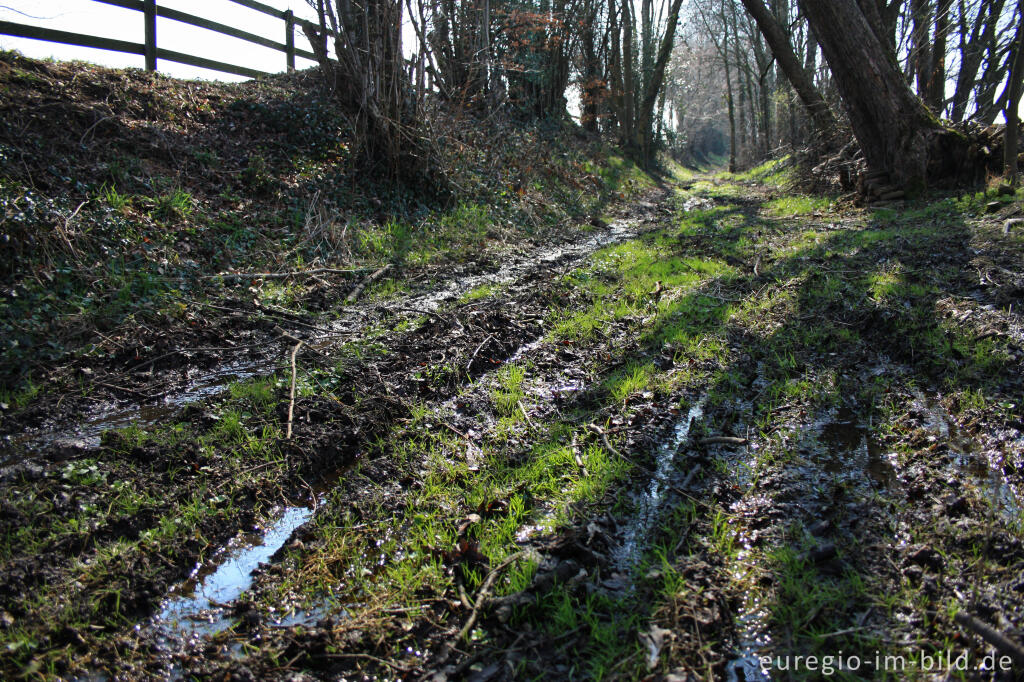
[878, 190, 906, 201]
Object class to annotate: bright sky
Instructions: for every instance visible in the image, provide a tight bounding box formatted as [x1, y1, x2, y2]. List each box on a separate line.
[0, 0, 324, 82]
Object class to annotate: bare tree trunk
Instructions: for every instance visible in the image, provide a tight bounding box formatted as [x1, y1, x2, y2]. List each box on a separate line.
[740, 0, 836, 134]
[308, 0, 435, 186]
[951, 0, 1006, 121]
[621, 0, 636, 147]
[911, 0, 934, 99]
[925, 0, 952, 112]
[636, 0, 686, 162]
[724, 19, 737, 171]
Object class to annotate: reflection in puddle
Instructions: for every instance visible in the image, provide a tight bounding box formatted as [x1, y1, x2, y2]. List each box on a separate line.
[270, 601, 344, 628]
[909, 391, 1020, 520]
[727, 605, 771, 682]
[372, 219, 640, 327]
[157, 506, 312, 639]
[613, 397, 706, 570]
[950, 440, 1021, 520]
[817, 408, 895, 487]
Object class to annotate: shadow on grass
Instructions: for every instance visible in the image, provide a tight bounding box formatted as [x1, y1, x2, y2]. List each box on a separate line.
[470, 184, 1021, 677]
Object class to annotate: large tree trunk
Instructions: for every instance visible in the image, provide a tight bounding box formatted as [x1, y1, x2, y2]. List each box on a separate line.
[723, 16, 738, 172]
[910, 0, 934, 99]
[1005, 0, 1024, 184]
[798, 0, 961, 191]
[621, 0, 636, 147]
[739, 0, 836, 135]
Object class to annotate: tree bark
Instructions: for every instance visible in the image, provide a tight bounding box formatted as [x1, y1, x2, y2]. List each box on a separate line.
[740, 0, 836, 134]
[925, 0, 953, 112]
[799, 0, 952, 190]
[910, 0, 934, 99]
[621, 0, 636, 147]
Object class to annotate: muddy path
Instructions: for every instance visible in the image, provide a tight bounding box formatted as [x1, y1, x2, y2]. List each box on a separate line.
[3, 171, 1024, 681]
[0, 193, 663, 458]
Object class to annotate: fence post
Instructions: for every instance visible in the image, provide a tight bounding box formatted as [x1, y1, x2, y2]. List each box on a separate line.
[144, 0, 156, 71]
[284, 9, 295, 73]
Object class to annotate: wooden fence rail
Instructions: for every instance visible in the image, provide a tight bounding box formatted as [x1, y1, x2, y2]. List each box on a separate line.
[0, 0, 325, 79]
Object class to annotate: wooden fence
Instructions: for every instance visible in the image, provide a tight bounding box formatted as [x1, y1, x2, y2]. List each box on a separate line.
[0, 0, 324, 79]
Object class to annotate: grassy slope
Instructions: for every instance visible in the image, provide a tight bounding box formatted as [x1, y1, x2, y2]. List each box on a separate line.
[0, 51, 666, 678]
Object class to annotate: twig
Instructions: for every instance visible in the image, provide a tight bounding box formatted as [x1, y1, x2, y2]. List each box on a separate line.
[79, 116, 114, 146]
[457, 550, 533, 641]
[466, 334, 494, 375]
[346, 263, 393, 303]
[587, 423, 632, 464]
[93, 380, 162, 401]
[286, 341, 304, 440]
[321, 652, 411, 671]
[700, 436, 749, 446]
[954, 611, 1024, 666]
[518, 400, 536, 428]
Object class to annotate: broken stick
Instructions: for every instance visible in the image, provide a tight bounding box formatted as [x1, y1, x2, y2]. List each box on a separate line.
[286, 340, 304, 440]
[954, 611, 1024, 666]
[700, 436, 749, 446]
[457, 550, 533, 641]
[346, 263, 392, 304]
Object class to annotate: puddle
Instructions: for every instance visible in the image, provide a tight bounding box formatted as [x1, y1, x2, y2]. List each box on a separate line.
[612, 397, 706, 570]
[8, 359, 271, 459]
[156, 506, 312, 640]
[12, 217, 645, 463]
[909, 391, 1020, 520]
[817, 408, 895, 487]
[950, 440, 1021, 520]
[373, 218, 640, 323]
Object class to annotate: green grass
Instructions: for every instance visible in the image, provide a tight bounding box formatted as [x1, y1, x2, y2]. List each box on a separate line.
[491, 362, 527, 417]
[763, 195, 832, 216]
[459, 282, 501, 303]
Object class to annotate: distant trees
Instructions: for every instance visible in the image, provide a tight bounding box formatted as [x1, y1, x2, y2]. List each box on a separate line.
[681, 0, 1021, 188]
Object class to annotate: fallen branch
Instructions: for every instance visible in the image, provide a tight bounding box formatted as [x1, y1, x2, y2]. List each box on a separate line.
[954, 611, 1024, 666]
[286, 340, 304, 440]
[93, 380, 162, 401]
[204, 267, 370, 280]
[518, 400, 536, 428]
[587, 423, 631, 464]
[346, 263, 393, 304]
[700, 436, 749, 446]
